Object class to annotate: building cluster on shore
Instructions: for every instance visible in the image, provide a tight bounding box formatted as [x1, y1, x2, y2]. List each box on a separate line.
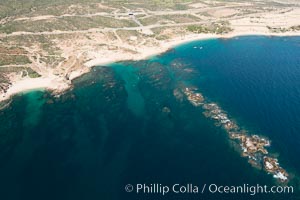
[180, 85, 289, 182]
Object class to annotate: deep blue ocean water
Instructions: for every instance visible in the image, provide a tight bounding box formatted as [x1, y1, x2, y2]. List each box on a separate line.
[0, 36, 299, 200]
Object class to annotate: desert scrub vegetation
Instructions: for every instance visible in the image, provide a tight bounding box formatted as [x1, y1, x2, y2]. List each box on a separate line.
[0, 16, 137, 34]
[0, 55, 31, 66]
[151, 26, 186, 40]
[187, 21, 232, 34]
[0, 0, 193, 19]
[0, 0, 114, 18]
[140, 14, 200, 26]
[101, 0, 191, 11]
[0, 46, 27, 55]
[2, 35, 61, 57]
[267, 25, 300, 33]
[116, 30, 141, 41]
[0, 66, 40, 78]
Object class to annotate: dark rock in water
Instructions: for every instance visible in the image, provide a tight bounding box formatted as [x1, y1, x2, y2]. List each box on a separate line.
[0, 36, 300, 199]
[162, 106, 171, 113]
[170, 59, 200, 80]
[173, 88, 184, 102]
[46, 99, 54, 104]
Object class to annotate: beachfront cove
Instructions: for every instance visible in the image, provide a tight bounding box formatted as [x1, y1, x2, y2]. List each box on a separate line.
[0, 36, 299, 200]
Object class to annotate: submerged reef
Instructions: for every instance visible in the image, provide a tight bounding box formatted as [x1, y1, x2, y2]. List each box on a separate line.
[178, 85, 289, 182]
[183, 87, 204, 107]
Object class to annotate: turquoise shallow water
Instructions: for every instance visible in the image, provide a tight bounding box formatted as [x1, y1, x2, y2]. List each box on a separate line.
[0, 36, 299, 200]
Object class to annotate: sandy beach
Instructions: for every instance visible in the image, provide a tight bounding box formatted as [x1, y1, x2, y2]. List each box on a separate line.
[1, 30, 300, 104]
[0, 75, 69, 103]
[84, 31, 300, 68]
[1, 1, 300, 104]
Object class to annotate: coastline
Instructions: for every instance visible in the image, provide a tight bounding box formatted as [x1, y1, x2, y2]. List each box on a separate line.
[0, 75, 70, 103]
[1, 31, 300, 104]
[84, 31, 300, 67]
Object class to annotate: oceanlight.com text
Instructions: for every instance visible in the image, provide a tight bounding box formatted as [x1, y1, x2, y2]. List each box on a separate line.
[124, 183, 294, 196]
